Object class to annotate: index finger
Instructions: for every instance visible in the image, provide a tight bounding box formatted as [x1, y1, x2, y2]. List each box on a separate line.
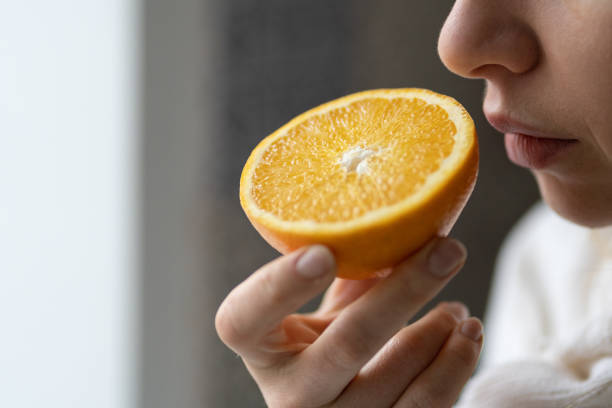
[215, 245, 335, 364]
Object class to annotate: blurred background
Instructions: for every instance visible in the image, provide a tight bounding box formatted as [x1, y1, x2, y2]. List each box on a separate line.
[0, 1, 539, 407]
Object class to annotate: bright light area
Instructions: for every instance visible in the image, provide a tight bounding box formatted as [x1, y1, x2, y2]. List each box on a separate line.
[0, 1, 139, 407]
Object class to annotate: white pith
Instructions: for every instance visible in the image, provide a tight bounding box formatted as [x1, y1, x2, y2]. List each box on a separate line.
[338, 146, 377, 175]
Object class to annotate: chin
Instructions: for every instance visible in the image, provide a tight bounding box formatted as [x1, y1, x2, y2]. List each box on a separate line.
[535, 172, 612, 228]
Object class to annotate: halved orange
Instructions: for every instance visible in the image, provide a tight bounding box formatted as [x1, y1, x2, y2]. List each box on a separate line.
[240, 88, 478, 279]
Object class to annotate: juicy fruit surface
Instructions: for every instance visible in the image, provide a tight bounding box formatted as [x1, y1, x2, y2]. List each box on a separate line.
[241, 88, 478, 279]
[251, 97, 457, 223]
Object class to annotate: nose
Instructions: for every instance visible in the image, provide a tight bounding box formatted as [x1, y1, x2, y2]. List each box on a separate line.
[438, 0, 540, 79]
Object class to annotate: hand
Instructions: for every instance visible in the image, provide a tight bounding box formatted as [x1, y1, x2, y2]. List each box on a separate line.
[215, 238, 483, 407]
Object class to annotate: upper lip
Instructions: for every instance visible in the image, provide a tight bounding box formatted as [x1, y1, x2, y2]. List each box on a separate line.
[485, 113, 574, 141]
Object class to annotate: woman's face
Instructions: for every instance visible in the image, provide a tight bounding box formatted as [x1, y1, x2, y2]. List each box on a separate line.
[438, 0, 612, 227]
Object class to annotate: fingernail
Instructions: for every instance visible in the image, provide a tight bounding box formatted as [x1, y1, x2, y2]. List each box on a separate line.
[427, 238, 466, 277]
[460, 318, 483, 341]
[296, 245, 335, 279]
[443, 302, 469, 321]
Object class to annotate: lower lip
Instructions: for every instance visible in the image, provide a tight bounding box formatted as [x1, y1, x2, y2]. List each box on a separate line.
[504, 133, 577, 169]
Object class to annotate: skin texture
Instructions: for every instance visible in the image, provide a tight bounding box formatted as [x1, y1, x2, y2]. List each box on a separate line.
[438, 0, 612, 227]
[216, 241, 483, 407]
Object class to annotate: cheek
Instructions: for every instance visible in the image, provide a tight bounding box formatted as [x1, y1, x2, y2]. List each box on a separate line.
[546, 47, 612, 163]
[590, 117, 612, 163]
[577, 66, 612, 162]
[559, 8, 612, 160]
[521, 3, 612, 226]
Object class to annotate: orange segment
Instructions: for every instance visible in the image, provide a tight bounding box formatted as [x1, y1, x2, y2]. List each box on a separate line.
[251, 97, 456, 223]
[241, 88, 478, 279]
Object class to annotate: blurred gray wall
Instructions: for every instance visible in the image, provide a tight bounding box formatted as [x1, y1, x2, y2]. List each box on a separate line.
[140, 0, 213, 407]
[141, 1, 540, 407]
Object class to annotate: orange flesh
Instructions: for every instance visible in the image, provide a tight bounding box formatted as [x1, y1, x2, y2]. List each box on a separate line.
[251, 97, 456, 223]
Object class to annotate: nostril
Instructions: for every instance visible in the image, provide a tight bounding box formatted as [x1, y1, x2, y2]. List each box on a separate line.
[469, 63, 513, 80]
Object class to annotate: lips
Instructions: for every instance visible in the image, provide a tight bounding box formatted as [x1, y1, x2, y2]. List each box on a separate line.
[504, 133, 577, 169]
[485, 114, 578, 169]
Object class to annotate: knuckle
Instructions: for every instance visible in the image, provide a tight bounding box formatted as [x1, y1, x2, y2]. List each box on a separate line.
[394, 327, 425, 354]
[390, 329, 431, 369]
[214, 296, 249, 348]
[324, 332, 374, 371]
[411, 305, 458, 341]
[396, 272, 429, 304]
[435, 306, 462, 329]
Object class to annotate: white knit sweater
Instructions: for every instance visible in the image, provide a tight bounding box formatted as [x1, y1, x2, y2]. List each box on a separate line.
[457, 202, 612, 407]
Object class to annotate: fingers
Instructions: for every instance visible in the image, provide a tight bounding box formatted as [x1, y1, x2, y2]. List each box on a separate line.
[215, 245, 335, 365]
[396, 317, 483, 408]
[317, 277, 382, 315]
[333, 302, 469, 407]
[299, 237, 467, 400]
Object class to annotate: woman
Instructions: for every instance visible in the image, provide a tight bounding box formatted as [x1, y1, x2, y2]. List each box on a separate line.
[216, 1, 612, 406]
